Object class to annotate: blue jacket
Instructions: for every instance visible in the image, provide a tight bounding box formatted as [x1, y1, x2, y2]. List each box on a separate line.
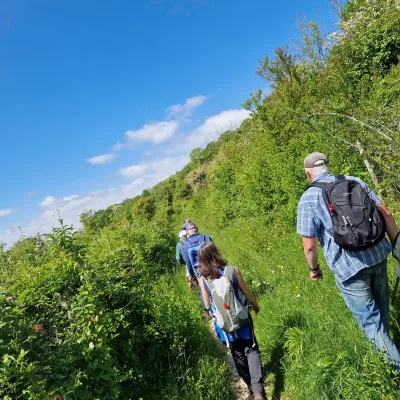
[182, 233, 212, 278]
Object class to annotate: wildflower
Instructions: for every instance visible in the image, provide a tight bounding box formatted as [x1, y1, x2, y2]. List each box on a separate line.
[32, 324, 45, 333]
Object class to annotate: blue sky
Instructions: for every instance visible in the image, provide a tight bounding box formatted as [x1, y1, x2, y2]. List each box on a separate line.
[0, 0, 338, 245]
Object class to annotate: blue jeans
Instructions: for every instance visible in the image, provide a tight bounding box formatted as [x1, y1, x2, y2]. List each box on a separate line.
[336, 260, 400, 372]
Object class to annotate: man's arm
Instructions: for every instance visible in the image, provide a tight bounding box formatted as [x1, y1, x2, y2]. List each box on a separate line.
[297, 198, 322, 280]
[378, 204, 399, 245]
[302, 237, 322, 280]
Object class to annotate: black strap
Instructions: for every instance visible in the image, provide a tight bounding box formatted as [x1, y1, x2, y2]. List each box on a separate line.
[306, 182, 326, 191]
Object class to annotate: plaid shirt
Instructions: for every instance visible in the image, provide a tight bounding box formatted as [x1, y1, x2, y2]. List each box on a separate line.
[297, 173, 391, 282]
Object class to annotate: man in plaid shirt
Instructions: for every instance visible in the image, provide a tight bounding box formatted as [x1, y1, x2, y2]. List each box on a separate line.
[297, 152, 400, 371]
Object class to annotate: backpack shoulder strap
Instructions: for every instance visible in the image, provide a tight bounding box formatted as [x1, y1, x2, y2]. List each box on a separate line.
[204, 278, 214, 293]
[223, 266, 234, 281]
[336, 175, 346, 181]
[306, 182, 326, 191]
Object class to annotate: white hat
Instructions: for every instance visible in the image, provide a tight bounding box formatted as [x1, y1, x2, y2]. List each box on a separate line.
[178, 230, 187, 239]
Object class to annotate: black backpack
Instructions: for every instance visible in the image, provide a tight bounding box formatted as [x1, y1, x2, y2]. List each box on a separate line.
[307, 175, 386, 251]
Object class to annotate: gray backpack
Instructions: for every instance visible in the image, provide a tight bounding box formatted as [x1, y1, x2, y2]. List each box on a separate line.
[205, 266, 249, 333]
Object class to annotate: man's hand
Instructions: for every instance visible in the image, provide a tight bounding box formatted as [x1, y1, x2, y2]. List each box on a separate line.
[310, 267, 323, 280]
[251, 302, 260, 314]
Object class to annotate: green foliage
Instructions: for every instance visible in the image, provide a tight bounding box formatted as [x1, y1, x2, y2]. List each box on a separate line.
[131, 196, 156, 221]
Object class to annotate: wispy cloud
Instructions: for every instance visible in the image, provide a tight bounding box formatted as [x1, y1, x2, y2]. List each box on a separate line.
[172, 109, 250, 152]
[0, 209, 16, 217]
[87, 153, 117, 165]
[126, 120, 179, 145]
[118, 156, 189, 180]
[118, 164, 149, 179]
[63, 195, 80, 202]
[166, 95, 207, 121]
[39, 196, 56, 208]
[108, 95, 208, 153]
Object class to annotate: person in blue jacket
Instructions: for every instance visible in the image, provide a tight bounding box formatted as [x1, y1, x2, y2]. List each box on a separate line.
[182, 222, 212, 318]
[176, 229, 187, 265]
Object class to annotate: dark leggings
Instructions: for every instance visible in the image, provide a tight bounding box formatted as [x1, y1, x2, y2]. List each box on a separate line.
[230, 327, 264, 393]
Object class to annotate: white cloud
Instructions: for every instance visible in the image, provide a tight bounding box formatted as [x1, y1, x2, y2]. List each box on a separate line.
[113, 142, 125, 152]
[126, 120, 179, 145]
[39, 196, 56, 207]
[0, 154, 190, 247]
[63, 195, 80, 202]
[118, 164, 149, 179]
[166, 95, 208, 120]
[119, 156, 189, 180]
[111, 95, 207, 152]
[87, 153, 117, 165]
[0, 209, 16, 217]
[177, 109, 250, 151]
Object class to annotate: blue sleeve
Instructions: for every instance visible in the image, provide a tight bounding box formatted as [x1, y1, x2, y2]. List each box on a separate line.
[297, 197, 318, 238]
[175, 242, 181, 263]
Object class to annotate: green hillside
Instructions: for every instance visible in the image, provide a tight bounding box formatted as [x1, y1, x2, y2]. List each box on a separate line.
[1, 1, 400, 398]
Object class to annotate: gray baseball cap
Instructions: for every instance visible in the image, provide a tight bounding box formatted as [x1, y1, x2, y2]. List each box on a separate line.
[304, 152, 329, 168]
